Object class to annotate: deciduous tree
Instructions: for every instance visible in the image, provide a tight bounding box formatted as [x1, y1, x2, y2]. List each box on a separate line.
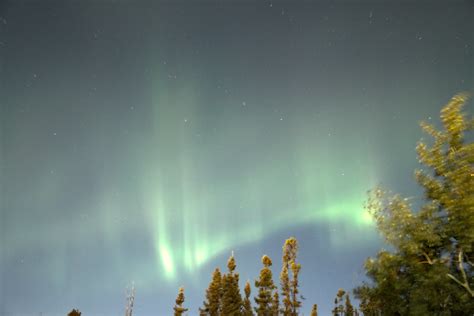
[355, 93, 474, 314]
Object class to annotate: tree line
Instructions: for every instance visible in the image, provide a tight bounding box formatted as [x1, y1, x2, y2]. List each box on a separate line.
[68, 93, 473, 315]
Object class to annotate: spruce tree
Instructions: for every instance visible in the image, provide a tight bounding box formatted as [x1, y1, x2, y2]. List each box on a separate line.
[354, 93, 474, 314]
[270, 290, 280, 315]
[200, 267, 223, 316]
[67, 309, 81, 316]
[280, 237, 301, 316]
[173, 287, 189, 316]
[290, 260, 301, 314]
[221, 253, 243, 315]
[310, 304, 318, 316]
[255, 255, 276, 316]
[124, 284, 135, 316]
[280, 264, 291, 315]
[243, 280, 254, 316]
[332, 289, 345, 316]
[344, 293, 354, 316]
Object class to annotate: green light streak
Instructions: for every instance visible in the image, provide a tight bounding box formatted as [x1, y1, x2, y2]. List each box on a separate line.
[142, 72, 379, 281]
[158, 243, 175, 278]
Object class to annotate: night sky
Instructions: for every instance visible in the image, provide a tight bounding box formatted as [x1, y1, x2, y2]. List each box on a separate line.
[1, 0, 473, 315]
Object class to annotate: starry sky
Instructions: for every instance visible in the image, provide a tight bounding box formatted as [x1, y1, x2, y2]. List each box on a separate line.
[1, 0, 473, 315]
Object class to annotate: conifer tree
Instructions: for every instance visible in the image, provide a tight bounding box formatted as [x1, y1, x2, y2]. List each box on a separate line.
[280, 237, 301, 316]
[124, 283, 135, 316]
[243, 280, 254, 316]
[290, 260, 301, 314]
[255, 255, 276, 315]
[310, 304, 318, 316]
[200, 267, 223, 316]
[332, 289, 345, 316]
[270, 290, 280, 315]
[344, 292, 354, 316]
[221, 253, 243, 315]
[67, 309, 81, 316]
[280, 264, 291, 315]
[173, 287, 189, 316]
[354, 93, 474, 314]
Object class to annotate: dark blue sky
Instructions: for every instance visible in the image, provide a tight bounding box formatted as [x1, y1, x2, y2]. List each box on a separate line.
[1, 0, 473, 315]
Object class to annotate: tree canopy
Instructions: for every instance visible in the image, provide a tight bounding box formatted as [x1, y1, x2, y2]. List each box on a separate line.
[355, 93, 474, 315]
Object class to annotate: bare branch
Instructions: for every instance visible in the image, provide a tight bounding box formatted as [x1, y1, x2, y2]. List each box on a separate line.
[446, 250, 474, 298]
[420, 251, 435, 265]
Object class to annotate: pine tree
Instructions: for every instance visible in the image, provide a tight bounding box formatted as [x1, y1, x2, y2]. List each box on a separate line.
[280, 237, 301, 316]
[174, 287, 189, 316]
[67, 310, 81, 316]
[243, 280, 254, 316]
[310, 304, 318, 316]
[221, 253, 243, 315]
[270, 290, 280, 315]
[354, 93, 474, 314]
[200, 268, 223, 316]
[255, 255, 276, 316]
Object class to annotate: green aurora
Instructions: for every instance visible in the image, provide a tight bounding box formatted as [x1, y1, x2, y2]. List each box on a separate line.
[2, 1, 472, 314]
[141, 76, 379, 280]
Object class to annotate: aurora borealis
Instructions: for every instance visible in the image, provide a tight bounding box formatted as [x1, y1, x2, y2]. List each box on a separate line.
[1, 0, 473, 315]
